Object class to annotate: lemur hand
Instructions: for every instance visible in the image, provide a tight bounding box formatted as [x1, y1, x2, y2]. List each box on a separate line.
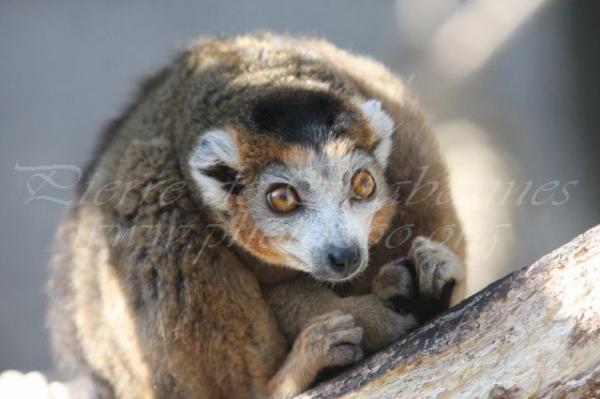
[372, 236, 465, 321]
[268, 310, 364, 398]
[409, 236, 464, 303]
[295, 311, 364, 371]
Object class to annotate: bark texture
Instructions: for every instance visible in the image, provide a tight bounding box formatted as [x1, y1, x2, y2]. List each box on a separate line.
[298, 225, 600, 399]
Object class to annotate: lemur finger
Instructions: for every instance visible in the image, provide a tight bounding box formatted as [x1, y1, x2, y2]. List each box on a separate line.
[302, 312, 357, 350]
[409, 236, 464, 301]
[325, 344, 364, 367]
[416, 250, 436, 299]
[372, 258, 416, 302]
[328, 327, 363, 348]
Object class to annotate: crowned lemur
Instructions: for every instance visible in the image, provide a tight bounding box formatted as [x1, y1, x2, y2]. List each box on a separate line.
[48, 33, 466, 399]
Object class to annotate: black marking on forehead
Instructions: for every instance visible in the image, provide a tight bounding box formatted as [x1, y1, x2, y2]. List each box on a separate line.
[249, 89, 355, 148]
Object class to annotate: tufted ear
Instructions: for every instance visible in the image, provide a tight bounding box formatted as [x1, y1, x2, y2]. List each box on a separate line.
[189, 129, 243, 210]
[359, 99, 395, 168]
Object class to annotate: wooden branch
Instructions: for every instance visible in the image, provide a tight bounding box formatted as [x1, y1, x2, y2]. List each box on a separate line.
[298, 225, 600, 398]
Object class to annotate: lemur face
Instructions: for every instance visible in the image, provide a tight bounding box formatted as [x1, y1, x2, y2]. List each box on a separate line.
[244, 140, 393, 281]
[189, 94, 396, 282]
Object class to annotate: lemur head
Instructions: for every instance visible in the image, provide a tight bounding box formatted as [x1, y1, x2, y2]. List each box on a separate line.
[188, 89, 396, 282]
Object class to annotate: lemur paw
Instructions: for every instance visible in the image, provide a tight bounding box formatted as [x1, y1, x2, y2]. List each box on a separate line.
[338, 294, 418, 353]
[298, 311, 364, 370]
[372, 258, 415, 303]
[409, 236, 464, 302]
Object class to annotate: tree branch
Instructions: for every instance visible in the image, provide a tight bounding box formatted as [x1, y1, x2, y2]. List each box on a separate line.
[299, 225, 600, 398]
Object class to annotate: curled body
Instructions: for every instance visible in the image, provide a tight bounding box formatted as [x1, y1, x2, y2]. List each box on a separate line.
[48, 34, 466, 399]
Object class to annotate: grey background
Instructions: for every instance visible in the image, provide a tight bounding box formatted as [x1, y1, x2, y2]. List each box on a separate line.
[0, 1, 598, 372]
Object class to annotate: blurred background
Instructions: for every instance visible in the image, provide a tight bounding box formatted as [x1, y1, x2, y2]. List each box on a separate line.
[0, 0, 598, 373]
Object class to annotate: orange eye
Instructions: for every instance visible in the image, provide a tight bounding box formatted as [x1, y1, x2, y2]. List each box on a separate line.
[266, 184, 301, 213]
[351, 170, 376, 200]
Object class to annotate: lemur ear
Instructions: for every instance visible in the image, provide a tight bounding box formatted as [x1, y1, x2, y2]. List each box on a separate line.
[189, 129, 243, 210]
[359, 99, 394, 168]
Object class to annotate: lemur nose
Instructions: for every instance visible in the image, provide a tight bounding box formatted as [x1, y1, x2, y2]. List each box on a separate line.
[326, 245, 361, 275]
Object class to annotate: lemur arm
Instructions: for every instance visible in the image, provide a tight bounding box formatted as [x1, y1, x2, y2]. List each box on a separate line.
[263, 276, 415, 398]
[264, 235, 465, 353]
[262, 277, 416, 354]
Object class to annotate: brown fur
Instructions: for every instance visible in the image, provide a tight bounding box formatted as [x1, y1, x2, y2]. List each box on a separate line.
[48, 33, 465, 399]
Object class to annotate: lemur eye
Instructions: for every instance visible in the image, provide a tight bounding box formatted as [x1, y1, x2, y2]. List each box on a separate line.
[351, 169, 376, 200]
[266, 184, 301, 214]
